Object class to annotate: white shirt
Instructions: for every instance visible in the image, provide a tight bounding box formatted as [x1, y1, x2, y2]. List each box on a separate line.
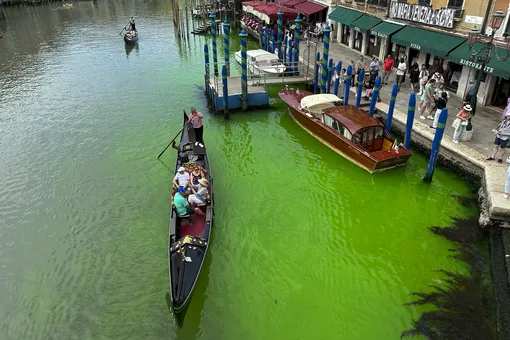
[174, 172, 190, 187]
[497, 120, 510, 141]
[396, 62, 406, 76]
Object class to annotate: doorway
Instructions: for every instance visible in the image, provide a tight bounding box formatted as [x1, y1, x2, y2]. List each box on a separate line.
[492, 77, 510, 109]
[366, 34, 381, 58]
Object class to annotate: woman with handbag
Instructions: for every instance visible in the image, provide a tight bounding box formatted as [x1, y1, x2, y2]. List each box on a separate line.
[452, 104, 472, 144]
[487, 112, 510, 162]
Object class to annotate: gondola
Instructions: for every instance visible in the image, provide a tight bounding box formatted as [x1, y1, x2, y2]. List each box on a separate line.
[124, 30, 138, 44]
[169, 111, 213, 315]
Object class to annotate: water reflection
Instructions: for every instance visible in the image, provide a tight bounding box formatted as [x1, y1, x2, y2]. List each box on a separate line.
[124, 41, 139, 57]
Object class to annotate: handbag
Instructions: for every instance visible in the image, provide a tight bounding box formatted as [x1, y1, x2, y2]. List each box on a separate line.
[461, 120, 468, 126]
[452, 118, 461, 129]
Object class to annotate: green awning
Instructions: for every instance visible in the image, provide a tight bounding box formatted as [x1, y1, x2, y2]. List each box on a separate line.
[369, 21, 404, 39]
[447, 42, 510, 79]
[350, 15, 381, 33]
[328, 6, 363, 26]
[391, 26, 465, 57]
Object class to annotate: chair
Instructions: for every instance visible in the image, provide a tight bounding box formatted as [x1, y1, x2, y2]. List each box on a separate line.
[173, 207, 192, 224]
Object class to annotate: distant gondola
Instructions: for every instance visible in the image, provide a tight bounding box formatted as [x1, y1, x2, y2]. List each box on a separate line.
[124, 30, 138, 44]
[168, 111, 213, 315]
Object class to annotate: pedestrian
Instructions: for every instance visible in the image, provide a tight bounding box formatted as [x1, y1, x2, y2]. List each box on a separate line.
[487, 112, 510, 161]
[395, 57, 407, 91]
[430, 91, 448, 129]
[339, 68, 346, 97]
[319, 24, 324, 42]
[409, 62, 420, 93]
[432, 72, 444, 85]
[452, 104, 473, 144]
[434, 82, 450, 100]
[464, 79, 476, 103]
[418, 64, 429, 95]
[369, 65, 378, 84]
[382, 55, 394, 85]
[419, 78, 436, 120]
[370, 57, 379, 72]
[188, 107, 204, 147]
[350, 60, 357, 87]
[504, 159, 510, 199]
[500, 96, 510, 121]
[129, 17, 136, 31]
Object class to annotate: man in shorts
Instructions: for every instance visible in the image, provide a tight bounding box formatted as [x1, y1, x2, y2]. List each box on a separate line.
[173, 187, 204, 217]
[172, 166, 190, 191]
[419, 78, 436, 120]
[487, 113, 510, 162]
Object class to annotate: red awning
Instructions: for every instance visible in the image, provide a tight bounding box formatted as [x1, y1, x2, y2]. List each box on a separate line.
[284, 0, 306, 8]
[258, 4, 300, 20]
[294, 1, 326, 16]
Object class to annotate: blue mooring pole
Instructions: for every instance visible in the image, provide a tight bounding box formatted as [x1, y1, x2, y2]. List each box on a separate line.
[320, 26, 330, 93]
[404, 92, 416, 149]
[287, 43, 292, 73]
[386, 84, 399, 132]
[333, 61, 342, 96]
[294, 15, 302, 76]
[283, 36, 288, 64]
[271, 30, 275, 54]
[265, 27, 269, 52]
[204, 44, 210, 98]
[259, 25, 263, 49]
[369, 76, 381, 117]
[277, 10, 283, 59]
[344, 65, 352, 105]
[210, 13, 218, 77]
[327, 58, 333, 93]
[223, 20, 230, 76]
[314, 52, 320, 94]
[222, 65, 229, 119]
[423, 109, 448, 182]
[240, 30, 248, 111]
[356, 70, 364, 108]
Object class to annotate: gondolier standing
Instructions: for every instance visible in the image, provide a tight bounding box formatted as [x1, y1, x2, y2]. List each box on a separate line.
[189, 107, 204, 147]
[129, 17, 136, 31]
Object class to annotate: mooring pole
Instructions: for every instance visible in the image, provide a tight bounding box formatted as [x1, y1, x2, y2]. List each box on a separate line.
[240, 30, 248, 111]
[259, 25, 263, 49]
[271, 30, 275, 54]
[313, 52, 320, 94]
[327, 58, 333, 93]
[277, 10, 283, 59]
[204, 44, 210, 98]
[265, 27, 270, 52]
[386, 84, 399, 132]
[283, 36, 288, 64]
[356, 70, 364, 108]
[320, 26, 330, 93]
[423, 109, 448, 183]
[210, 13, 218, 77]
[333, 61, 342, 96]
[344, 65, 352, 105]
[369, 76, 381, 116]
[404, 92, 416, 149]
[287, 43, 292, 74]
[223, 20, 230, 76]
[222, 65, 229, 119]
[294, 15, 302, 76]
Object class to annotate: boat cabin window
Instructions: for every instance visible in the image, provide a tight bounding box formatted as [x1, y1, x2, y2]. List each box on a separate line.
[324, 114, 352, 141]
[355, 126, 385, 151]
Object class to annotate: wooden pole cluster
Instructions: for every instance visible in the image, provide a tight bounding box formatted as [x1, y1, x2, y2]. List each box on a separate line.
[171, 0, 189, 40]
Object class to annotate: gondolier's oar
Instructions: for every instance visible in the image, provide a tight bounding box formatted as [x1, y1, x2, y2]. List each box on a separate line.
[157, 110, 196, 159]
[119, 23, 129, 36]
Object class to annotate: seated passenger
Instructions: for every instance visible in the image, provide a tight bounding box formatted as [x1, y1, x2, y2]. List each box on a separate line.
[174, 187, 204, 216]
[173, 166, 190, 191]
[188, 178, 209, 206]
[190, 166, 207, 191]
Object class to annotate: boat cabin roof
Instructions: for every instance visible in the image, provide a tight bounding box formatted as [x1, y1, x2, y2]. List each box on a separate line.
[300, 94, 342, 112]
[322, 105, 383, 134]
[247, 49, 279, 60]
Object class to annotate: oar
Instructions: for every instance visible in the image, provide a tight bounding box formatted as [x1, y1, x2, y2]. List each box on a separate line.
[157, 111, 194, 159]
[119, 23, 129, 36]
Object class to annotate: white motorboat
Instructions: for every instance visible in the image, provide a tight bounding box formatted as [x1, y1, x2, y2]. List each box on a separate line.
[234, 49, 286, 77]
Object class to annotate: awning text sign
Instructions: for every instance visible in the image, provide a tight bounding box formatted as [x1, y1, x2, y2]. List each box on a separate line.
[458, 58, 495, 74]
[390, 2, 455, 29]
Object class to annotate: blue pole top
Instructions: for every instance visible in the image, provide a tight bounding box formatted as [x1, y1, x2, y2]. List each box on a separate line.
[240, 30, 248, 37]
[204, 44, 209, 52]
[408, 92, 416, 107]
[295, 15, 302, 23]
[391, 83, 398, 97]
[224, 20, 230, 26]
[222, 64, 227, 76]
[324, 25, 331, 33]
[209, 12, 215, 19]
[346, 65, 352, 75]
[278, 9, 283, 15]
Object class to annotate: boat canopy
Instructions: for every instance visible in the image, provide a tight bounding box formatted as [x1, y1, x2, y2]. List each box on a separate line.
[323, 105, 382, 134]
[299, 94, 342, 112]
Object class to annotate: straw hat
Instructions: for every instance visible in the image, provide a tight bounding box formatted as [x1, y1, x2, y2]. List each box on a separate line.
[463, 104, 472, 111]
[199, 178, 209, 186]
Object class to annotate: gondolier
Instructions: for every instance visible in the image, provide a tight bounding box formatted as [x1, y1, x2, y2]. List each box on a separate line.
[189, 107, 204, 147]
[129, 17, 136, 31]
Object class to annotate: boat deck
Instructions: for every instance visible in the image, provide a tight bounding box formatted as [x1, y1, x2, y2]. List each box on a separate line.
[180, 210, 206, 238]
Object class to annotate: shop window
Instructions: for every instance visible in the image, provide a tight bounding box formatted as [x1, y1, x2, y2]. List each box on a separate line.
[355, 0, 365, 4]
[418, 0, 430, 5]
[447, 0, 463, 9]
[367, 0, 388, 6]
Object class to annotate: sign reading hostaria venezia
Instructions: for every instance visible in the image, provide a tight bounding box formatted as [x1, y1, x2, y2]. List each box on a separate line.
[390, 2, 456, 29]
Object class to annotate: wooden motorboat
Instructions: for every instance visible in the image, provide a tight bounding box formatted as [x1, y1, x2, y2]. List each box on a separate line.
[124, 30, 138, 44]
[235, 49, 286, 77]
[279, 89, 412, 173]
[169, 111, 213, 315]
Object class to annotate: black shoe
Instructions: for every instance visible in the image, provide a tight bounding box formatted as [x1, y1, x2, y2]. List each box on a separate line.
[498, 159, 503, 163]
[486, 157, 495, 161]
[429, 125, 435, 128]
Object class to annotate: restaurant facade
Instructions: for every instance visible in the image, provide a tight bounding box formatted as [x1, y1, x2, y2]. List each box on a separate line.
[328, 0, 510, 108]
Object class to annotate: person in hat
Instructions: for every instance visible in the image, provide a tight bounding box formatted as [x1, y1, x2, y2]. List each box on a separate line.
[432, 72, 444, 85]
[487, 112, 510, 162]
[452, 104, 473, 144]
[173, 187, 204, 216]
[430, 91, 448, 129]
[173, 166, 190, 190]
[464, 79, 476, 103]
[190, 166, 207, 192]
[188, 178, 209, 206]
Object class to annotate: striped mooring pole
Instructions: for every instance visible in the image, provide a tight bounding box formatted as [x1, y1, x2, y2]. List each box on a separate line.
[283, 36, 288, 64]
[320, 26, 330, 93]
[327, 58, 333, 93]
[369, 76, 381, 116]
[223, 20, 230, 76]
[204, 44, 210, 98]
[222, 65, 229, 118]
[423, 109, 448, 182]
[271, 31, 275, 54]
[293, 15, 302, 76]
[210, 13, 218, 77]
[356, 70, 364, 108]
[333, 61, 342, 96]
[386, 84, 399, 132]
[265, 27, 270, 52]
[259, 25, 263, 49]
[313, 52, 320, 94]
[240, 30, 248, 111]
[277, 10, 283, 59]
[404, 92, 416, 149]
[344, 65, 352, 105]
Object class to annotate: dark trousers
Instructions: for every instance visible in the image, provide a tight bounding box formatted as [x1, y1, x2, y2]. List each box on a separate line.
[131, 24, 136, 31]
[194, 126, 204, 144]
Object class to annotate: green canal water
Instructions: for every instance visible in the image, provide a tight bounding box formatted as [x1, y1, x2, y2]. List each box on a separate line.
[0, 1, 477, 339]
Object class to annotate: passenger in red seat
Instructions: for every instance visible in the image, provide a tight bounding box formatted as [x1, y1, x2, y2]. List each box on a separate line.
[188, 178, 209, 207]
